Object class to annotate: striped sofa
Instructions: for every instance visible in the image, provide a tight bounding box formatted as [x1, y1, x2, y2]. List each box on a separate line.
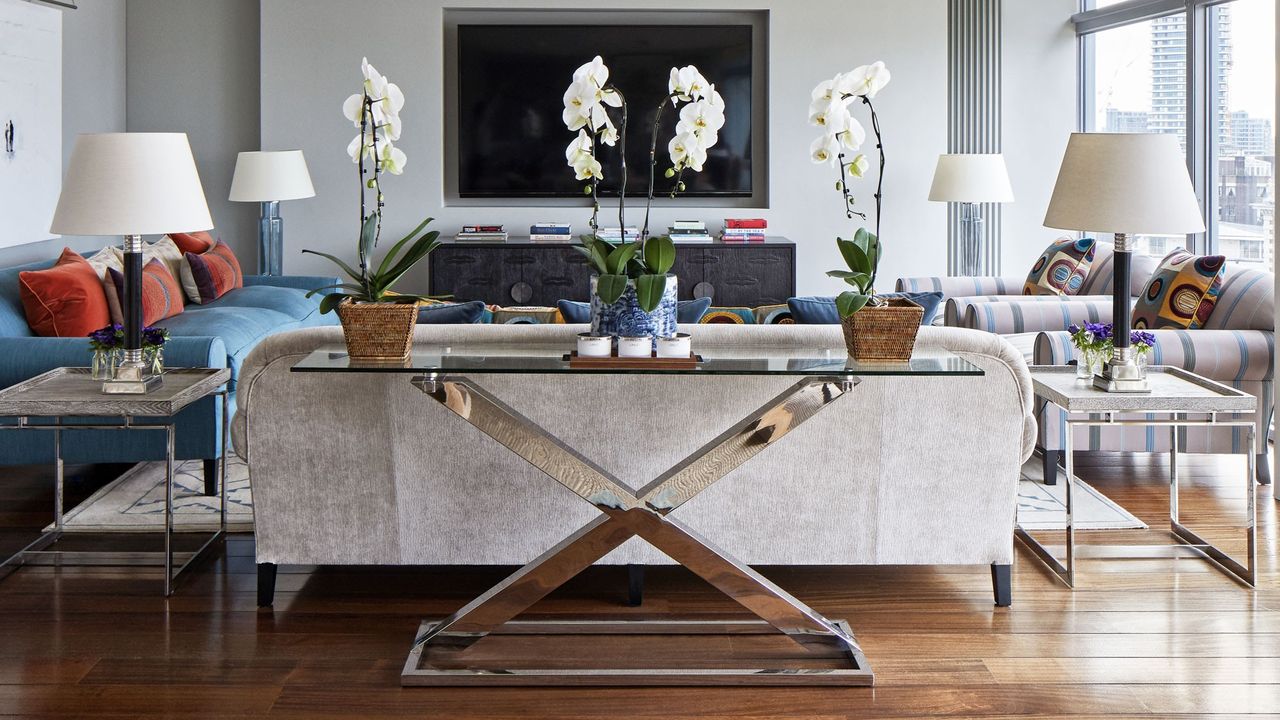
[896, 243, 1274, 485]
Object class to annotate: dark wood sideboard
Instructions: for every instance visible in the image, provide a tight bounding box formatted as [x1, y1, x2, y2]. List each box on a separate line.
[427, 237, 796, 308]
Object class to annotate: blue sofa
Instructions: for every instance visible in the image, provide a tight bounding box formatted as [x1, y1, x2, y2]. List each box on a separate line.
[0, 257, 338, 489]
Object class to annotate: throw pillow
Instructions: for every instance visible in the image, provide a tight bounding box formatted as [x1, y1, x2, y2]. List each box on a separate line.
[168, 231, 217, 255]
[753, 304, 794, 324]
[84, 246, 123, 280]
[788, 292, 944, 325]
[142, 236, 187, 282]
[1023, 237, 1096, 296]
[699, 307, 755, 324]
[18, 248, 112, 338]
[556, 297, 712, 324]
[181, 240, 244, 304]
[105, 259, 185, 326]
[1132, 248, 1226, 329]
[491, 306, 562, 324]
[416, 300, 487, 324]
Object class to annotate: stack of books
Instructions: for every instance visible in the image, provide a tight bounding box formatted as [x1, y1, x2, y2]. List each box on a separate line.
[455, 224, 507, 242]
[720, 218, 768, 242]
[529, 222, 572, 242]
[595, 226, 640, 243]
[668, 220, 713, 243]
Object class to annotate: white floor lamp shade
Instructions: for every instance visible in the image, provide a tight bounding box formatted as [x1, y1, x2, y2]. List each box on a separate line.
[229, 150, 315, 276]
[928, 154, 1014, 277]
[50, 133, 213, 393]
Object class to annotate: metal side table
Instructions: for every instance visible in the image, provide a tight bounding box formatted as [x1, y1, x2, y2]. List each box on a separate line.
[292, 345, 985, 686]
[1019, 365, 1257, 588]
[0, 367, 231, 596]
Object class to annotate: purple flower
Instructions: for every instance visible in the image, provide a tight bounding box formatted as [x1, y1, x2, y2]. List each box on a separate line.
[1083, 322, 1113, 341]
[1068, 323, 1081, 335]
[1130, 330, 1156, 348]
[142, 326, 169, 348]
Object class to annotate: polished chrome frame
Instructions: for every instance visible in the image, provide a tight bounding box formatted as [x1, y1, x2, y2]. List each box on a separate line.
[402, 374, 873, 686]
[0, 390, 230, 596]
[1016, 409, 1257, 588]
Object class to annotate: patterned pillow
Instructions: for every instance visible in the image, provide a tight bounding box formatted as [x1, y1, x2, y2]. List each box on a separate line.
[181, 240, 244, 304]
[105, 259, 185, 325]
[490, 306, 562, 324]
[1132, 249, 1226, 329]
[700, 307, 755, 324]
[1023, 237, 1096, 296]
[167, 231, 217, 255]
[753, 304, 794, 324]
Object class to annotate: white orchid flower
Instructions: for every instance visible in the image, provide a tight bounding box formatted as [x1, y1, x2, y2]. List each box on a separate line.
[562, 79, 598, 130]
[835, 116, 866, 151]
[572, 153, 603, 181]
[362, 58, 388, 100]
[342, 93, 365, 126]
[380, 142, 407, 175]
[376, 82, 405, 119]
[810, 134, 840, 165]
[347, 134, 364, 164]
[668, 131, 695, 168]
[600, 114, 619, 146]
[838, 61, 892, 99]
[600, 87, 623, 108]
[684, 141, 708, 172]
[846, 153, 870, 177]
[809, 97, 852, 131]
[573, 56, 610, 89]
[811, 77, 837, 103]
[566, 129, 593, 162]
[680, 98, 726, 137]
[381, 113, 402, 141]
[706, 86, 726, 112]
[668, 65, 707, 103]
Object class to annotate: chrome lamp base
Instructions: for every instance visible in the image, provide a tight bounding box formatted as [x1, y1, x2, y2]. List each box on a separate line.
[1093, 355, 1150, 394]
[102, 356, 163, 395]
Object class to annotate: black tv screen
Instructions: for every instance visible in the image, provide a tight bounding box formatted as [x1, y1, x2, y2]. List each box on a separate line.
[457, 24, 754, 198]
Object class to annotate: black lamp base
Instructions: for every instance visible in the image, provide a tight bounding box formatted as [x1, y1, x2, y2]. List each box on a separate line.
[1095, 234, 1151, 393]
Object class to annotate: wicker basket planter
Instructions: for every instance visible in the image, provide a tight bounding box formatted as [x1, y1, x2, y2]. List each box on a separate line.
[840, 297, 924, 361]
[336, 299, 417, 361]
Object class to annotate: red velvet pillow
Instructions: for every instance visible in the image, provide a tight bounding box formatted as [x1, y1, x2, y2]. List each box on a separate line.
[106, 259, 185, 326]
[18, 248, 112, 338]
[168, 231, 217, 255]
[182, 240, 243, 304]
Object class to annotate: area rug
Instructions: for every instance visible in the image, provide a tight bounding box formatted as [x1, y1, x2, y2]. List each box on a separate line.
[55, 456, 253, 533]
[1017, 457, 1147, 531]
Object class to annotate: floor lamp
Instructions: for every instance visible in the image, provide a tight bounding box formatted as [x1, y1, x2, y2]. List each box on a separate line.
[1044, 133, 1206, 393]
[229, 151, 315, 276]
[928, 154, 1015, 277]
[50, 133, 213, 394]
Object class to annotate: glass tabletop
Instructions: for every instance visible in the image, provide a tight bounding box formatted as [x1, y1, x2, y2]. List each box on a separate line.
[291, 344, 984, 377]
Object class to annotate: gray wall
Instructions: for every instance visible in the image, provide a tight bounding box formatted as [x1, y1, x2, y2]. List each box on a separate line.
[0, 0, 126, 266]
[126, 0, 261, 265]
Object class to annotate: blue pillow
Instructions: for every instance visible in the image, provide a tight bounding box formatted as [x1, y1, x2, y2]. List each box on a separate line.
[557, 297, 712, 324]
[416, 300, 487, 324]
[787, 292, 944, 325]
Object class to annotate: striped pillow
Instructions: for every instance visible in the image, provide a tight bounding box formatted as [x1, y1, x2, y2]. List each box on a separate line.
[181, 240, 244, 304]
[106, 259, 185, 325]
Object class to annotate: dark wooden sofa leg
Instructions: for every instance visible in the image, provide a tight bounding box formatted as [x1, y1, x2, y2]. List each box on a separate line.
[1257, 453, 1271, 485]
[257, 563, 277, 607]
[203, 458, 219, 497]
[1041, 450, 1059, 486]
[991, 563, 1011, 607]
[626, 564, 644, 607]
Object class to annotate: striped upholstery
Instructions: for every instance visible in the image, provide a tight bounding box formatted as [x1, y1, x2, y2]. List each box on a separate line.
[962, 299, 1113, 337]
[894, 275, 1021, 297]
[946, 294, 1114, 329]
[1077, 244, 1161, 296]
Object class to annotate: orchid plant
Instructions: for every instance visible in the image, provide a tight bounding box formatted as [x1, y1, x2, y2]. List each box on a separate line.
[562, 56, 725, 311]
[811, 62, 892, 318]
[304, 58, 440, 314]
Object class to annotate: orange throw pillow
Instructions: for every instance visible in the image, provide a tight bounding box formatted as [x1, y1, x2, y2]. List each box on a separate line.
[182, 240, 243, 304]
[168, 231, 217, 255]
[106, 259, 185, 326]
[18, 248, 112, 338]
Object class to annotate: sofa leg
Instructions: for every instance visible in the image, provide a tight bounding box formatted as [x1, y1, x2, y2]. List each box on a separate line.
[626, 564, 644, 607]
[257, 563, 277, 608]
[1041, 450, 1059, 486]
[1257, 453, 1271, 485]
[203, 458, 219, 497]
[991, 563, 1011, 607]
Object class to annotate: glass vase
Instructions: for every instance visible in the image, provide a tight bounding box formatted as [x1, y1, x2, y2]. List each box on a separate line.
[147, 347, 164, 375]
[90, 349, 110, 380]
[1074, 346, 1101, 380]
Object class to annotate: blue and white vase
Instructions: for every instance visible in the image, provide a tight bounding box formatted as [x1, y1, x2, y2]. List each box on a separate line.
[590, 275, 678, 348]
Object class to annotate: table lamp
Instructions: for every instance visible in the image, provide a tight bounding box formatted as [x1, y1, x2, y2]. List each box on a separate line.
[928, 154, 1015, 276]
[50, 133, 213, 393]
[229, 150, 315, 276]
[1044, 133, 1206, 393]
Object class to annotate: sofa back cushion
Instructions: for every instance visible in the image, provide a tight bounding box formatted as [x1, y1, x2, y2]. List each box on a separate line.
[18, 248, 112, 338]
[788, 292, 944, 325]
[1201, 265, 1273, 331]
[1077, 243, 1160, 297]
[181, 240, 244, 304]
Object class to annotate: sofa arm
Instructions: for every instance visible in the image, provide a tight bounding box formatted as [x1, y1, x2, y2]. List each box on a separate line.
[243, 275, 342, 293]
[962, 299, 1113, 335]
[1035, 328, 1274, 383]
[895, 276, 1024, 298]
[0, 335, 227, 390]
[944, 294, 1117, 328]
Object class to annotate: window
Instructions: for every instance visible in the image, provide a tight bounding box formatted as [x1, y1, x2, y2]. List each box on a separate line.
[1077, 0, 1275, 272]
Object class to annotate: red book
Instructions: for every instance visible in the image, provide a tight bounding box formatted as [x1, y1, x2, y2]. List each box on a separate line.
[724, 218, 768, 229]
[463, 225, 504, 233]
[721, 233, 767, 242]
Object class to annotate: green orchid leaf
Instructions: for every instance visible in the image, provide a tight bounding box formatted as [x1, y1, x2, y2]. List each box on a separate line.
[595, 273, 629, 305]
[634, 273, 668, 313]
[853, 227, 873, 252]
[305, 282, 366, 298]
[301, 249, 363, 283]
[373, 235, 441, 294]
[376, 217, 435, 277]
[836, 291, 871, 318]
[837, 238, 872, 275]
[358, 213, 379, 263]
[643, 235, 676, 275]
[605, 242, 639, 275]
[319, 292, 350, 315]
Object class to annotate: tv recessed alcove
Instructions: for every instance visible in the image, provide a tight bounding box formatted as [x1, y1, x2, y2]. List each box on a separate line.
[442, 8, 769, 208]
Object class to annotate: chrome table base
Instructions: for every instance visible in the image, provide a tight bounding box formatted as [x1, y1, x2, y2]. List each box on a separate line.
[403, 374, 873, 686]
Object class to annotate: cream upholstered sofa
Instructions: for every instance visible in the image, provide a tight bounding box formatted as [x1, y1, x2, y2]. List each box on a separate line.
[233, 324, 1035, 606]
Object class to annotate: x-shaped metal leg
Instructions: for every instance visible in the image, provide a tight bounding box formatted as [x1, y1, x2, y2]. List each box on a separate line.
[409, 374, 861, 659]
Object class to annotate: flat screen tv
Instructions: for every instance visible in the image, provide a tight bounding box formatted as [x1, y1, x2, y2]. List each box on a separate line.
[456, 24, 754, 199]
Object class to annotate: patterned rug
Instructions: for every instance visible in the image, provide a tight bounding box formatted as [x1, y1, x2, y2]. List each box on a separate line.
[54, 454, 1143, 534]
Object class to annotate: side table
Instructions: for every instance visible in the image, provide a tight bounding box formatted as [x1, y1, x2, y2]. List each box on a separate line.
[1019, 365, 1257, 588]
[0, 367, 231, 595]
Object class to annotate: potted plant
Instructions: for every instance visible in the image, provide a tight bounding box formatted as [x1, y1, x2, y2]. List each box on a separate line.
[304, 58, 440, 361]
[562, 57, 724, 345]
[810, 62, 920, 360]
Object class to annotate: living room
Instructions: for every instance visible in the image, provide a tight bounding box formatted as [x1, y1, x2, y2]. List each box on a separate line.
[0, 0, 1276, 715]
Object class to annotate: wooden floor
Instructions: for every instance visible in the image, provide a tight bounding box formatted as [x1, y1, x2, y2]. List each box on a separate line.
[0, 452, 1276, 718]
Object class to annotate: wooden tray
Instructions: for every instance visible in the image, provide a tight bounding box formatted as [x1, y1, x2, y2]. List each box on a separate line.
[564, 352, 702, 370]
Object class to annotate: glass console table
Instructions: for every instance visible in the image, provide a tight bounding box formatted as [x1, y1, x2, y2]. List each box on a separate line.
[293, 344, 983, 686]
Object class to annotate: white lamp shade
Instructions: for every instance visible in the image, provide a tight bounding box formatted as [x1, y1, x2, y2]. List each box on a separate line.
[228, 150, 316, 202]
[928, 154, 1015, 203]
[50, 133, 213, 236]
[1044, 133, 1205, 235]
